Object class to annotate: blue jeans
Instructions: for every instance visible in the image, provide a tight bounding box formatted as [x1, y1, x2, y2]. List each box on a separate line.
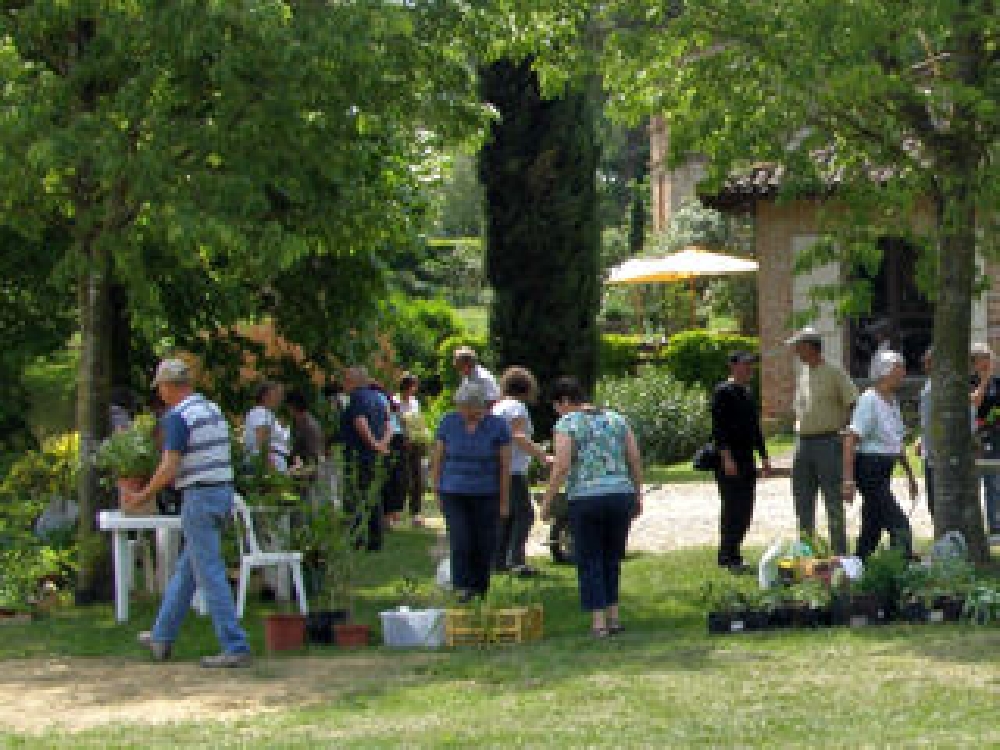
[152, 484, 249, 655]
[441, 492, 499, 596]
[568, 492, 634, 611]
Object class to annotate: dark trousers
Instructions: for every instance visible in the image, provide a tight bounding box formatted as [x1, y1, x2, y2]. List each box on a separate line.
[925, 465, 936, 521]
[441, 493, 500, 596]
[381, 434, 407, 515]
[568, 492, 634, 611]
[715, 466, 756, 566]
[401, 440, 425, 515]
[855, 453, 912, 559]
[494, 474, 534, 570]
[344, 458, 384, 552]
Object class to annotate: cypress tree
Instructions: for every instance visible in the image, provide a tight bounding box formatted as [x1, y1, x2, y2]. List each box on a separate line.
[479, 59, 600, 437]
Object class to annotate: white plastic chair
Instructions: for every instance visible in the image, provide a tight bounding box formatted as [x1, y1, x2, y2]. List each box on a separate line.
[232, 494, 308, 619]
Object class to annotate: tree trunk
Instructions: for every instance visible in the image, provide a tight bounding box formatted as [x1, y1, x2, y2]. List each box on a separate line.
[480, 59, 601, 438]
[75, 239, 114, 599]
[931, 174, 988, 562]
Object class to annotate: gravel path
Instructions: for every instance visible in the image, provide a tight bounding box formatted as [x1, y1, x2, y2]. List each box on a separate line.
[526, 477, 937, 557]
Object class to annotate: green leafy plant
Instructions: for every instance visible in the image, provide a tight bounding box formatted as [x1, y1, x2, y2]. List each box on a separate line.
[293, 459, 386, 615]
[788, 580, 833, 609]
[699, 580, 757, 613]
[94, 415, 159, 479]
[597, 366, 710, 464]
[854, 547, 909, 604]
[964, 585, 1000, 625]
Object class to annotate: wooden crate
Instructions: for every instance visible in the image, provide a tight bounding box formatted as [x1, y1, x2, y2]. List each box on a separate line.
[490, 605, 543, 644]
[445, 605, 544, 647]
[444, 608, 488, 647]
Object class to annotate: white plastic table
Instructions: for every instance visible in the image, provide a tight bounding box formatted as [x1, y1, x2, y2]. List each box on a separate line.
[98, 510, 188, 623]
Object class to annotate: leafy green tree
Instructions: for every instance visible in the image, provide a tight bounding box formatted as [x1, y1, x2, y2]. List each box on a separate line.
[489, 0, 999, 560]
[479, 59, 601, 435]
[0, 227, 75, 462]
[0, 1, 482, 591]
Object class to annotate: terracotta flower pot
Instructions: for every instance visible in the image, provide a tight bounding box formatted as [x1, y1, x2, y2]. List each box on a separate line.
[263, 613, 307, 653]
[334, 622, 370, 649]
[117, 477, 158, 515]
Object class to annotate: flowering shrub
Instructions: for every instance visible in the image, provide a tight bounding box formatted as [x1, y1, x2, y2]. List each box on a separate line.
[597, 367, 710, 465]
[0, 434, 80, 609]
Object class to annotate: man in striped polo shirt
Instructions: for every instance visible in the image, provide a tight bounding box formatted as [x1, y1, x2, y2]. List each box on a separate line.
[126, 358, 251, 667]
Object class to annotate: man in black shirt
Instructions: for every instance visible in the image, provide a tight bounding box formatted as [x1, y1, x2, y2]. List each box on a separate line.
[971, 343, 1000, 533]
[711, 351, 772, 572]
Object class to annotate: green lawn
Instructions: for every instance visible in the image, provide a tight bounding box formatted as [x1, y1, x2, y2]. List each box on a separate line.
[3, 527, 1000, 747]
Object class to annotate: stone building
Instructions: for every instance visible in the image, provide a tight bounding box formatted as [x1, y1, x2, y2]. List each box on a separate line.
[650, 118, 999, 426]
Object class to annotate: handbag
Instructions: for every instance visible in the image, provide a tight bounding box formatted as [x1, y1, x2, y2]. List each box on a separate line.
[692, 441, 720, 471]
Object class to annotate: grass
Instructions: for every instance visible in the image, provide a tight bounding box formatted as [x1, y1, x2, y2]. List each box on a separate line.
[4, 528, 1000, 747]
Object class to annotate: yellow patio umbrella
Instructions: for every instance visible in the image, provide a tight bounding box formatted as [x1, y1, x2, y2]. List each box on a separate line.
[606, 245, 759, 327]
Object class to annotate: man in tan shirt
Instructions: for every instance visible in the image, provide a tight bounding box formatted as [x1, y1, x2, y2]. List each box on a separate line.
[787, 327, 859, 554]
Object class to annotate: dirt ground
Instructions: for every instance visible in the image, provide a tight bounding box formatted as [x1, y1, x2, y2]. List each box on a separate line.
[1, 477, 938, 734]
[0, 653, 436, 734]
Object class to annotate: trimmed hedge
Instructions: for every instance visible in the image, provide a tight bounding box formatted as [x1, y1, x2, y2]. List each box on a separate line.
[388, 298, 464, 395]
[597, 367, 710, 465]
[661, 330, 760, 395]
[599, 333, 641, 379]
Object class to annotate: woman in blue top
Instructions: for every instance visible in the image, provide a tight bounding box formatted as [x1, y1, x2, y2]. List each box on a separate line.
[431, 381, 512, 600]
[842, 350, 918, 560]
[541, 377, 643, 638]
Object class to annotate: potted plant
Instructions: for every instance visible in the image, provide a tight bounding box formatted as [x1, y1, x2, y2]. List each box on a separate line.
[904, 557, 975, 623]
[326, 461, 380, 649]
[702, 581, 760, 634]
[785, 580, 833, 628]
[95, 415, 160, 514]
[834, 547, 907, 626]
[293, 503, 352, 645]
[261, 604, 307, 652]
[964, 584, 1000, 625]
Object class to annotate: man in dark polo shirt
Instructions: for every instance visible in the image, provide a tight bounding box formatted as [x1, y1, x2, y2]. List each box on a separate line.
[711, 351, 772, 572]
[340, 366, 390, 550]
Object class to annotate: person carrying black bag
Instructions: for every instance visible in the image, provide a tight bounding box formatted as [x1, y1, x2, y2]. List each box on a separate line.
[711, 352, 771, 572]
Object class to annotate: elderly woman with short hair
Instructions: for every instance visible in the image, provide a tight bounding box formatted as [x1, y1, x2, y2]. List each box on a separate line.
[493, 366, 550, 572]
[541, 377, 643, 638]
[430, 381, 512, 599]
[843, 350, 918, 560]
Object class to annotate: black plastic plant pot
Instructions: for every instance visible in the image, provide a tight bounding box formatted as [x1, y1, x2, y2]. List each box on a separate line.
[791, 604, 831, 629]
[768, 606, 795, 629]
[707, 612, 751, 634]
[930, 595, 965, 622]
[744, 610, 770, 631]
[306, 609, 349, 644]
[899, 601, 928, 623]
[835, 593, 890, 627]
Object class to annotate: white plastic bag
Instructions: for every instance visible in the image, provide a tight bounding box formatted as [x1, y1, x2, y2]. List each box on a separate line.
[435, 557, 452, 589]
